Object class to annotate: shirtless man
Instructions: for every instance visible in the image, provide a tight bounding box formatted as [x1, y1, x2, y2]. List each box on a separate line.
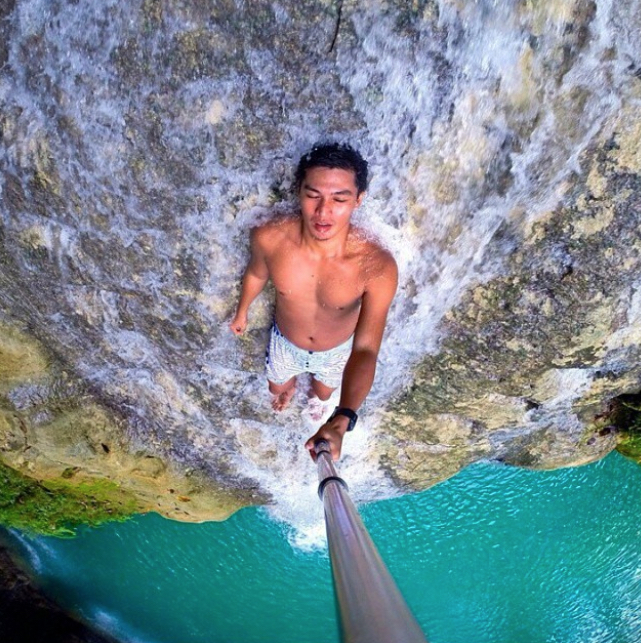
[230, 143, 398, 460]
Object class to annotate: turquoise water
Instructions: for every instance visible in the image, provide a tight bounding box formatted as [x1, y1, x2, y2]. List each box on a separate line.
[5, 452, 641, 643]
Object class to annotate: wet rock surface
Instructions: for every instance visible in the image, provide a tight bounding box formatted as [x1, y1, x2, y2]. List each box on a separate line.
[0, 0, 640, 516]
[0, 322, 252, 522]
[385, 131, 640, 487]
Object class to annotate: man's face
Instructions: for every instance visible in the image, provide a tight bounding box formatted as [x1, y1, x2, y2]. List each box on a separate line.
[299, 166, 364, 242]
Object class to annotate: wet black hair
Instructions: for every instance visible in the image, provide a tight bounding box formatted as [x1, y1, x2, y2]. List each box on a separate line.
[295, 142, 369, 195]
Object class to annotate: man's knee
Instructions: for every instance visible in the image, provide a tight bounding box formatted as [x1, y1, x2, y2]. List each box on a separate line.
[269, 377, 296, 394]
[311, 377, 335, 401]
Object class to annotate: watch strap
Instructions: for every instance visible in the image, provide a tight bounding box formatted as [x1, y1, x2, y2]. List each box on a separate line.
[328, 406, 358, 431]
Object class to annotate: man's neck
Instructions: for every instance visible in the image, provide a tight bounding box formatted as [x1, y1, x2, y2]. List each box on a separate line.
[300, 221, 351, 258]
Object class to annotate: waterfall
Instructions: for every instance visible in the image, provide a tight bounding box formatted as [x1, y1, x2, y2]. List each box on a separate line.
[1, 0, 639, 543]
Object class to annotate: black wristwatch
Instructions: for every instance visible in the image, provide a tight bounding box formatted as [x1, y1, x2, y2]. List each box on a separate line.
[328, 406, 358, 432]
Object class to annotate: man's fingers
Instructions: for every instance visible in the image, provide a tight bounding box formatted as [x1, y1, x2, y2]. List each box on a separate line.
[305, 434, 324, 461]
[229, 322, 245, 335]
[305, 428, 343, 462]
[306, 442, 317, 461]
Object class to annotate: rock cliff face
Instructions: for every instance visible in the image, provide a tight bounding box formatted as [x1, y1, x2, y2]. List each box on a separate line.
[385, 128, 641, 487]
[0, 323, 249, 522]
[0, 0, 640, 523]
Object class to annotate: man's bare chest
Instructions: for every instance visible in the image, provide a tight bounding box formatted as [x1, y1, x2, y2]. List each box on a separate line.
[268, 252, 365, 311]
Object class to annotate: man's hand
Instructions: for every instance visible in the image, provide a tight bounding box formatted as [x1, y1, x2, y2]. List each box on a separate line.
[305, 415, 350, 461]
[229, 313, 248, 335]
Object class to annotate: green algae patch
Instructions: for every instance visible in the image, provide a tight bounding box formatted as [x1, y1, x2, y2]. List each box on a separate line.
[617, 433, 641, 463]
[0, 461, 139, 537]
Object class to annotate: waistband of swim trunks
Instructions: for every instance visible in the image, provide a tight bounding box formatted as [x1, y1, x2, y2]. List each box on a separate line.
[272, 321, 353, 355]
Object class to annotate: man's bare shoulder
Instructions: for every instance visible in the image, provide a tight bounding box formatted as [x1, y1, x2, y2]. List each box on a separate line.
[350, 228, 398, 283]
[251, 215, 300, 252]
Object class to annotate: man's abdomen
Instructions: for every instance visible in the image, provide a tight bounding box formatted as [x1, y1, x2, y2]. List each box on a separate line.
[274, 299, 359, 352]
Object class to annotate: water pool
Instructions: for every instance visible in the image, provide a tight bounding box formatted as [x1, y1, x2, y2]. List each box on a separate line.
[4, 451, 641, 643]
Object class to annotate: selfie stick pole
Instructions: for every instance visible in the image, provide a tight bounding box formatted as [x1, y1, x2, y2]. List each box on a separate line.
[314, 439, 428, 643]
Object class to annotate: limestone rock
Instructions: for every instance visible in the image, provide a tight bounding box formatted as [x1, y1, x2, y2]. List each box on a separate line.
[0, 0, 640, 519]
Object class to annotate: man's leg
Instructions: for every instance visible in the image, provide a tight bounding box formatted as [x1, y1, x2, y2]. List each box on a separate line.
[269, 376, 297, 411]
[306, 339, 350, 419]
[310, 377, 335, 402]
[266, 323, 302, 412]
[303, 377, 336, 421]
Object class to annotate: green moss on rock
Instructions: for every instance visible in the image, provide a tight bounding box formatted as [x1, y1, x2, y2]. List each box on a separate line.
[0, 460, 138, 537]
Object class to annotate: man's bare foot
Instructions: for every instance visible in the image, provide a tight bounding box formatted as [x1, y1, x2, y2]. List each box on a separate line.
[271, 386, 295, 412]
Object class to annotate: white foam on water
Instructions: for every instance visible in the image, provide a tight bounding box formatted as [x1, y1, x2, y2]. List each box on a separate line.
[15, 0, 49, 36]
[91, 608, 159, 643]
[7, 529, 70, 577]
[7, 529, 45, 574]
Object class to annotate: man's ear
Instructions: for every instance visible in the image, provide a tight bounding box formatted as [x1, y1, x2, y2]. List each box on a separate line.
[356, 191, 366, 207]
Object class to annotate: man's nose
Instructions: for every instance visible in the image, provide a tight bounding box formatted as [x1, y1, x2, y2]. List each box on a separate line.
[316, 198, 331, 216]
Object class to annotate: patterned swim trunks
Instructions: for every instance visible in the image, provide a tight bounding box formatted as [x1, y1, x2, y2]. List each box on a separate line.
[265, 323, 353, 389]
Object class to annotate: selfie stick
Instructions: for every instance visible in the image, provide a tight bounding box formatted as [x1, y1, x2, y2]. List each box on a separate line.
[314, 439, 428, 643]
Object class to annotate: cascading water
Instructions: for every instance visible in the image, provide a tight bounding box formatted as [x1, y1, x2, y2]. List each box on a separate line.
[1, 0, 640, 546]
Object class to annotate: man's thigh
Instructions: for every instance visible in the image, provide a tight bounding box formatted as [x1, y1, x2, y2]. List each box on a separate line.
[309, 343, 351, 390]
[265, 325, 306, 384]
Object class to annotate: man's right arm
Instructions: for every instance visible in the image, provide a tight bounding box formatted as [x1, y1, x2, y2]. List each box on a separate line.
[230, 229, 270, 335]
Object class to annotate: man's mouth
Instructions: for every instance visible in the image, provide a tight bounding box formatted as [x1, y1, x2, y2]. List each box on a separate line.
[314, 222, 332, 232]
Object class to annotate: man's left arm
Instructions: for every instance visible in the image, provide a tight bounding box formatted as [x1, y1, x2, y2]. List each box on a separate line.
[305, 254, 398, 460]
